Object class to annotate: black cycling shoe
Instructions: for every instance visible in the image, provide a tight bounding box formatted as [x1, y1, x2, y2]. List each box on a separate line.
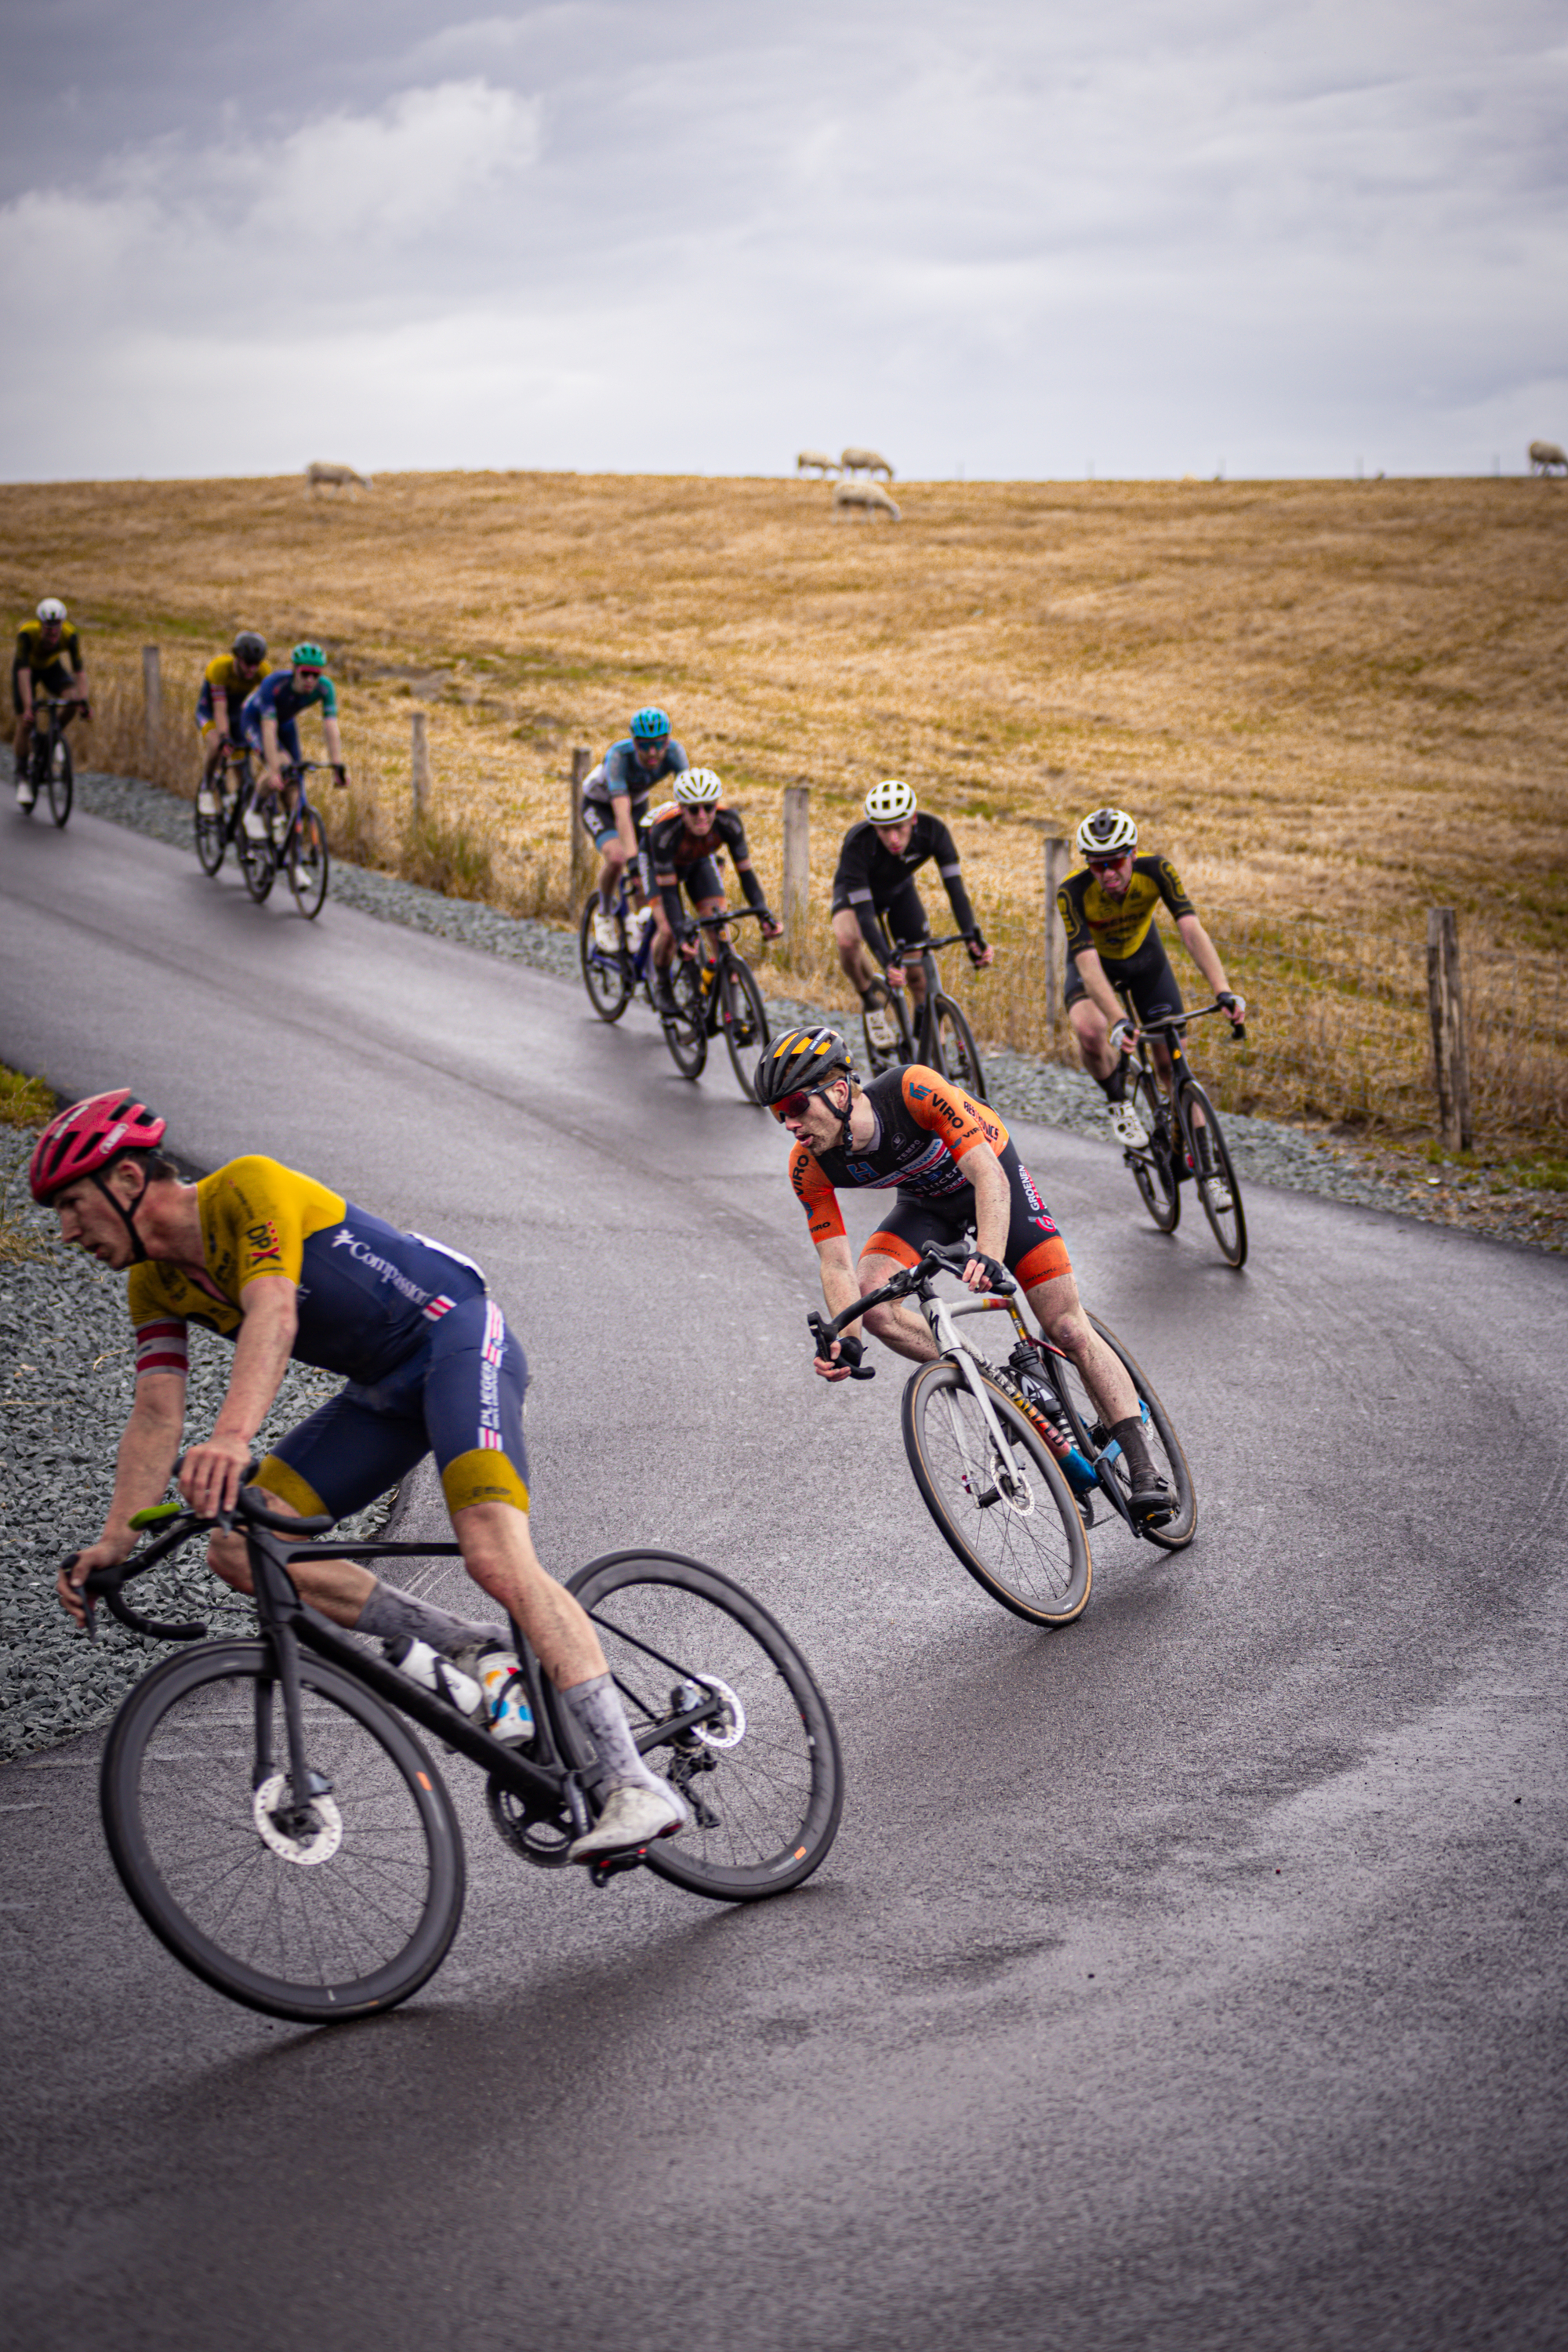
[1128, 1471, 1174, 1526]
[650, 975, 677, 1017]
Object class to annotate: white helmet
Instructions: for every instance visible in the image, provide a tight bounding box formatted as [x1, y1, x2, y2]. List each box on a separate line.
[36, 597, 67, 624]
[866, 778, 917, 823]
[673, 767, 723, 804]
[1076, 807, 1138, 859]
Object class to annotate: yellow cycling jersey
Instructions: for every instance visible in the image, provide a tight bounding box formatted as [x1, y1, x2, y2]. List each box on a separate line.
[1056, 855, 1196, 966]
[128, 1158, 346, 1344]
[14, 619, 83, 677]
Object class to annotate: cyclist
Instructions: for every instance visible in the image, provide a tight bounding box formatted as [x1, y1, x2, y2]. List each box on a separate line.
[831, 781, 993, 1052]
[757, 1028, 1171, 1520]
[195, 631, 270, 797]
[13, 597, 89, 808]
[32, 1092, 688, 1864]
[581, 706, 688, 953]
[1057, 808, 1244, 1192]
[239, 642, 349, 844]
[641, 768, 782, 1012]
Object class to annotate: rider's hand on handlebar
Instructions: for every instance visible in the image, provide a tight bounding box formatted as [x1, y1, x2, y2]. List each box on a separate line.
[961, 1251, 1008, 1294]
[760, 913, 782, 941]
[56, 1534, 133, 1630]
[884, 961, 906, 990]
[1108, 1016, 1138, 1056]
[814, 1331, 869, 1381]
[1217, 990, 1246, 1025]
[179, 1433, 253, 1519]
[967, 938, 995, 969]
[332, 764, 349, 789]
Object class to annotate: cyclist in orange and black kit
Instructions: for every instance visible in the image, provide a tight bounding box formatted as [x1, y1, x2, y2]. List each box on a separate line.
[755, 1027, 1172, 1519]
[641, 767, 781, 1012]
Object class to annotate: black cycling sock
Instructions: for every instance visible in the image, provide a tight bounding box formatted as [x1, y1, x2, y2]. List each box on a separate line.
[1098, 1065, 1127, 1104]
[355, 1581, 505, 1659]
[1109, 1415, 1156, 1481]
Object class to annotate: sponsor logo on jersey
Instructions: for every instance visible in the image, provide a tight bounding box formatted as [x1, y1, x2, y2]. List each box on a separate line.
[329, 1225, 434, 1307]
[245, 1219, 283, 1269]
[423, 1294, 456, 1322]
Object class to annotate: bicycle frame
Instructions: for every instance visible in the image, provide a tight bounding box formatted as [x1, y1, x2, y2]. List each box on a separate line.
[688, 904, 770, 1033]
[887, 932, 967, 1047]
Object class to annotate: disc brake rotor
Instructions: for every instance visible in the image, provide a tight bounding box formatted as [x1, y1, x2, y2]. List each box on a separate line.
[251, 1771, 343, 1865]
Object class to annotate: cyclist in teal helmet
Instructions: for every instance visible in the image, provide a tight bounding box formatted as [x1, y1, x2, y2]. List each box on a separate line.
[239, 641, 350, 843]
[580, 703, 690, 951]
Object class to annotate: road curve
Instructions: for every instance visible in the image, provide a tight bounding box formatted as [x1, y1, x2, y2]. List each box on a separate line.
[2, 811, 1565, 2352]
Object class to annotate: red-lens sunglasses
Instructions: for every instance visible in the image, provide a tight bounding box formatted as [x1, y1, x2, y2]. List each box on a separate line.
[771, 1090, 815, 1123]
[1087, 852, 1132, 872]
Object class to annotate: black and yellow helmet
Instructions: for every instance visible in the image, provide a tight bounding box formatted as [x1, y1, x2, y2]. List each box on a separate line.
[753, 1025, 854, 1107]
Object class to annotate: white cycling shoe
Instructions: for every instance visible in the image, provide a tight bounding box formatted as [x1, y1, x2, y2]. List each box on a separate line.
[592, 910, 621, 953]
[568, 1778, 690, 1865]
[1107, 1101, 1146, 1149]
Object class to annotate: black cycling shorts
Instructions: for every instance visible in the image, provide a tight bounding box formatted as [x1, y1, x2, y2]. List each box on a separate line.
[864, 1142, 1071, 1294]
[641, 851, 724, 907]
[1064, 931, 1185, 1025]
[581, 793, 648, 851]
[829, 877, 927, 958]
[13, 660, 75, 714]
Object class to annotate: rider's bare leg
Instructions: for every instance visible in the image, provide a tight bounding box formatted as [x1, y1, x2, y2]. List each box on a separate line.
[1023, 1267, 1139, 1427]
[854, 1250, 940, 1363]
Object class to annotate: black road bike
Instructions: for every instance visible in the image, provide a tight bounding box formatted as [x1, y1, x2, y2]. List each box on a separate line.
[194, 739, 260, 877]
[1115, 1000, 1248, 1268]
[673, 908, 775, 1098]
[20, 696, 84, 827]
[859, 933, 987, 1100]
[237, 758, 335, 919]
[579, 871, 717, 1083]
[77, 1484, 844, 2024]
[807, 1242, 1193, 1628]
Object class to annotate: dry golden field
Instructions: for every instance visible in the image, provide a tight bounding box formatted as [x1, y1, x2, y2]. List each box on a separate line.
[3, 469, 1565, 1142]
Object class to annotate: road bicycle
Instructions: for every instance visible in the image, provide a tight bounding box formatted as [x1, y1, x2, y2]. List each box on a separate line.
[672, 908, 775, 1098]
[1114, 1000, 1248, 1268]
[858, 932, 987, 1100]
[237, 758, 335, 919]
[193, 739, 260, 878]
[19, 695, 84, 827]
[578, 870, 711, 1081]
[74, 1483, 844, 2024]
[807, 1241, 1194, 1627]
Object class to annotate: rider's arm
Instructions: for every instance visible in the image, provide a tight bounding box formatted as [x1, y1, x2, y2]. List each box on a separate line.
[731, 857, 768, 912]
[321, 711, 346, 771]
[260, 711, 282, 785]
[653, 864, 688, 937]
[928, 818, 985, 951]
[963, 1144, 1012, 1265]
[1174, 913, 1240, 1012]
[1073, 943, 1129, 1037]
[180, 1275, 299, 1518]
[612, 792, 641, 866]
[815, 1233, 865, 1332]
[56, 1356, 187, 1625]
[13, 644, 32, 715]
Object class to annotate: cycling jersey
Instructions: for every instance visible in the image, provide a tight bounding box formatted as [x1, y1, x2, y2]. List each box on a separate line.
[195, 653, 271, 733]
[583, 738, 688, 808]
[1056, 855, 1194, 967]
[13, 621, 82, 681]
[831, 815, 982, 958]
[789, 1066, 1069, 1292]
[642, 800, 766, 928]
[239, 667, 338, 754]
[126, 1156, 528, 1517]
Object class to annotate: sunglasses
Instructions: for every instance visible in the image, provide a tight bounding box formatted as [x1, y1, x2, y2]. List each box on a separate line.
[771, 1090, 818, 1123]
[1087, 852, 1132, 871]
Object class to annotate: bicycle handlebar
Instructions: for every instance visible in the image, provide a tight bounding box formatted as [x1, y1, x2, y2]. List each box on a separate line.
[808, 1240, 1016, 1363]
[691, 906, 773, 931]
[1125, 999, 1248, 1045]
[68, 1482, 335, 1643]
[886, 932, 979, 960]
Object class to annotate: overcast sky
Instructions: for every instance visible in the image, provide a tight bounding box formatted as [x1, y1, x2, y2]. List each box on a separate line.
[2, 0, 1564, 481]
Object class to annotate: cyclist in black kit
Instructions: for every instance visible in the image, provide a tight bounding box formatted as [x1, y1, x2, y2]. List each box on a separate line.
[641, 768, 780, 1011]
[830, 779, 993, 1053]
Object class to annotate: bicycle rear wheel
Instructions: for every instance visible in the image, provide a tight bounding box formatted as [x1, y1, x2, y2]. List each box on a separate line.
[238, 818, 275, 902]
[860, 980, 913, 1076]
[662, 960, 708, 1077]
[902, 1362, 1091, 1624]
[933, 994, 985, 1100]
[194, 785, 227, 875]
[720, 954, 770, 1098]
[579, 897, 632, 1022]
[287, 808, 330, 917]
[47, 734, 73, 826]
[1050, 1318, 1196, 1552]
[100, 1640, 465, 2023]
[1176, 1081, 1247, 1268]
[1126, 1065, 1180, 1232]
[567, 1551, 843, 1899]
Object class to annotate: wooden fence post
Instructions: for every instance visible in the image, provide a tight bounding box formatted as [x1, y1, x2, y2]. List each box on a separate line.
[141, 645, 162, 762]
[1427, 907, 1472, 1151]
[1043, 835, 1069, 1025]
[782, 784, 811, 946]
[410, 712, 431, 820]
[569, 746, 592, 909]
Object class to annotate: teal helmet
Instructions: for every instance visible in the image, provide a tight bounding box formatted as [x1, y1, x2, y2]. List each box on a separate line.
[291, 641, 327, 669]
[630, 706, 670, 740]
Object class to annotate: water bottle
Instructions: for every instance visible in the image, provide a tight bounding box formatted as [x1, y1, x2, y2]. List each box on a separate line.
[474, 1642, 535, 1745]
[383, 1636, 483, 1716]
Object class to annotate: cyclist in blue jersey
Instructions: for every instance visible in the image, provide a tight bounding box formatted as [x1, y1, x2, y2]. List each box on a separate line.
[240, 641, 349, 844]
[580, 706, 688, 952]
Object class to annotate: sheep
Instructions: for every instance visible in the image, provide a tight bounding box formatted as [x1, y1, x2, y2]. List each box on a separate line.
[797, 450, 840, 477]
[840, 446, 895, 480]
[833, 481, 902, 522]
[306, 461, 373, 495]
[1528, 441, 1567, 476]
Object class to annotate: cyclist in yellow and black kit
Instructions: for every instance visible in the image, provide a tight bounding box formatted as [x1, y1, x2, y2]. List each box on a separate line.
[1057, 807, 1244, 1153]
[13, 597, 87, 808]
[194, 631, 270, 792]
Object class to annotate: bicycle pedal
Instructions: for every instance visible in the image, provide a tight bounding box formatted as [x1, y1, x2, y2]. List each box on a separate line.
[590, 1848, 647, 1888]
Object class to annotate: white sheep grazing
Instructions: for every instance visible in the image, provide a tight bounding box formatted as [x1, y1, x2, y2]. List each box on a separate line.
[797, 450, 840, 477]
[1528, 440, 1567, 475]
[840, 446, 895, 481]
[306, 461, 373, 495]
[833, 481, 902, 522]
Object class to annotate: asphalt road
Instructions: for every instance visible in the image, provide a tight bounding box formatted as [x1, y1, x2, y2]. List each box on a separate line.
[2, 811, 1565, 2352]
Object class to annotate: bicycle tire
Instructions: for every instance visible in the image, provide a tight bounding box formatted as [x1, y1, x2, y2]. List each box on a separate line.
[100, 1640, 465, 2023]
[932, 994, 986, 1101]
[720, 955, 770, 1099]
[1175, 1080, 1247, 1268]
[1127, 1065, 1180, 1232]
[902, 1362, 1091, 1624]
[287, 808, 331, 918]
[46, 734, 73, 827]
[860, 980, 913, 1076]
[1051, 1317, 1196, 1552]
[579, 897, 633, 1022]
[238, 821, 275, 903]
[662, 960, 708, 1078]
[194, 788, 227, 876]
[566, 1550, 843, 1899]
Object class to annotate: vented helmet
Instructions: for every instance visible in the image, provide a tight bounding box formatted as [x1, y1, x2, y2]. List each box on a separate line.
[753, 1026, 854, 1107]
[29, 1091, 166, 1203]
[630, 706, 671, 741]
[865, 779, 917, 823]
[1076, 807, 1138, 859]
[232, 630, 267, 663]
[291, 641, 327, 669]
[36, 597, 67, 624]
[673, 767, 723, 804]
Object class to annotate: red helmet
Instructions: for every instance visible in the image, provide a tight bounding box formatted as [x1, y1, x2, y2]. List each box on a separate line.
[29, 1091, 166, 1203]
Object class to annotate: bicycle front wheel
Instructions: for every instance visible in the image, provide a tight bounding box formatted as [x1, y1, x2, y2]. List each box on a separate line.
[287, 808, 330, 917]
[1051, 1319, 1196, 1552]
[238, 821, 275, 902]
[662, 961, 708, 1078]
[579, 897, 632, 1022]
[194, 789, 227, 875]
[933, 995, 986, 1100]
[902, 1363, 1091, 1624]
[568, 1552, 843, 1899]
[47, 735, 73, 826]
[1177, 1081, 1247, 1268]
[100, 1640, 465, 2023]
[1127, 1065, 1180, 1232]
[720, 954, 770, 1098]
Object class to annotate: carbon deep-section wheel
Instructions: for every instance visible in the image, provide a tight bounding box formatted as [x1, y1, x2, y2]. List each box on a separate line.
[287, 808, 331, 918]
[721, 956, 770, 1098]
[1050, 1317, 1196, 1552]
[933, 994, 985, 1101]
[902, 1363, 1091, 1624]
[662, 958, 709, 1078]
[579, 896, 633, 1022]
[566, 1551, 844, 1900]
[238, 818, 275, 903]
[194, 787, 227, 875]
[1126, 1065, 1180, 1232]
[100, 1641, 465, 2022]
[1177, 1080, 1247, 1268]
[47, 733, 73, 826]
